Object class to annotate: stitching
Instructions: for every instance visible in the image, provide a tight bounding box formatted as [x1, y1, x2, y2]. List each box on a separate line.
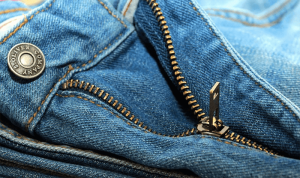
[56, 94, 111, 111]
[2, 93, 272, 161]
[48, 94, 279, 156]
[123, 0, 133, 16]
[25, 62, 71, 132]
[55, 93, 171, 137]
[0, 1, 55, 45]
[205, 0, 291, 20]
[0, 8, 30, 15]
[25, 32, 124, 132]
[98, 0, 127, 28]
[207, 13, 284, 28]
[189, 2, 298, 121]
[214, 136, 277, 158]
[55, 94, 143, 129]
[0, 16, 28, 45]
[55, 93, 276, 156]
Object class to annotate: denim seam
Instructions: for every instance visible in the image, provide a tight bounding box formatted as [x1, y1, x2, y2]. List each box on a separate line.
[0, 127, 195, 178]
[55, 93, 195, 138]
[25, 65, 72, 132]
[0, 0, 55, 45]
[189, 2, 299, 122]
[55, 93, 148, 132]
[0, 157, 76, 177]
[206, 13, 284, 28]
[204, 135, 278, 158]
[123, 0, 133, 16]
[25, 32, 125, 132]
[205, 0, 291, 20]
[0, 8, 30, 15]
[98, 0, 127, 28]
[0, 16, 28, 45]
[55, 94, 276, 157]
[0, 0, 57, 132]
[0, 124, 277, 161]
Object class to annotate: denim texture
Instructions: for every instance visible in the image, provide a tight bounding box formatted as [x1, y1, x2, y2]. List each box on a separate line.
[0, 0, 300, 177]
[0, 1, 29, 23]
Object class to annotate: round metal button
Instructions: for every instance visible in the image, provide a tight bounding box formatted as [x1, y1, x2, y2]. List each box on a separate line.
[7, 43, 45, 79]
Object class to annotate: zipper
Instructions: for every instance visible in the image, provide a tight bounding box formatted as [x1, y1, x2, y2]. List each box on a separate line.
[197, 82, 277, 155]
[146, 0, 277, 154]
[60, 0, 277, 156]
[60, 78, 277, 155]
[144, 0, 277, 155]
[61, 79, 197, 136]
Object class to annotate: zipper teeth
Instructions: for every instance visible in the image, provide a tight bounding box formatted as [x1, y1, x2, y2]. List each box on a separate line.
[63, 80, 279, 156]
[146, 0, 278, 155]
[63, 79, 198, 137]
[224, 131, 277, 155]
[146, 0, 205, 120]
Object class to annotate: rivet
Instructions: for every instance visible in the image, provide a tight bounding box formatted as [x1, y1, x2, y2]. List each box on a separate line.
[8, 43, 46, 79]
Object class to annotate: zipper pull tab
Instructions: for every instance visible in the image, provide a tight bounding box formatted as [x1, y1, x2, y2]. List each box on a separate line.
[197, 82, 229, 137]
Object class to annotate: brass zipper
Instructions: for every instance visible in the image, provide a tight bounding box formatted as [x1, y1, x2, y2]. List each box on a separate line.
[60, 0, 278, 156]
[61, 79, 198, 137]
[148, 0, 206, 120]
[61, 79, 277, 155]
[145, 0, 277, 155]
[196, 82, 277, 155]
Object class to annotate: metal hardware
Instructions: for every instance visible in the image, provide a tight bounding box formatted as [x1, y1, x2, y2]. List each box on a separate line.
[7, 43, 45, 79]
[58, 1, 279, 156]
[197, 82, 229, 137]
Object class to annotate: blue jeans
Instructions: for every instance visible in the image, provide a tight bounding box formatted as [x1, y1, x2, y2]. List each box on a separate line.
[0, 0, 300, 177]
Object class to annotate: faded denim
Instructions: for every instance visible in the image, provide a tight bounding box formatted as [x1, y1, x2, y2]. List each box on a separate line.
[0, 0, 300, 177]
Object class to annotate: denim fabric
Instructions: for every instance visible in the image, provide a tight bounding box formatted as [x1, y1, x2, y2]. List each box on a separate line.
[0, 1, 29, 24]
[0, 0, 300, 177]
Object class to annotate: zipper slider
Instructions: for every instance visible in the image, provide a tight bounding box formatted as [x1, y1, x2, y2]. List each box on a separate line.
[197, 82, 229, 137]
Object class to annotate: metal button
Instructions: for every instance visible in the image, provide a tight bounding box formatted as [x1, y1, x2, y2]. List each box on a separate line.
[7, 43, 45, 79]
